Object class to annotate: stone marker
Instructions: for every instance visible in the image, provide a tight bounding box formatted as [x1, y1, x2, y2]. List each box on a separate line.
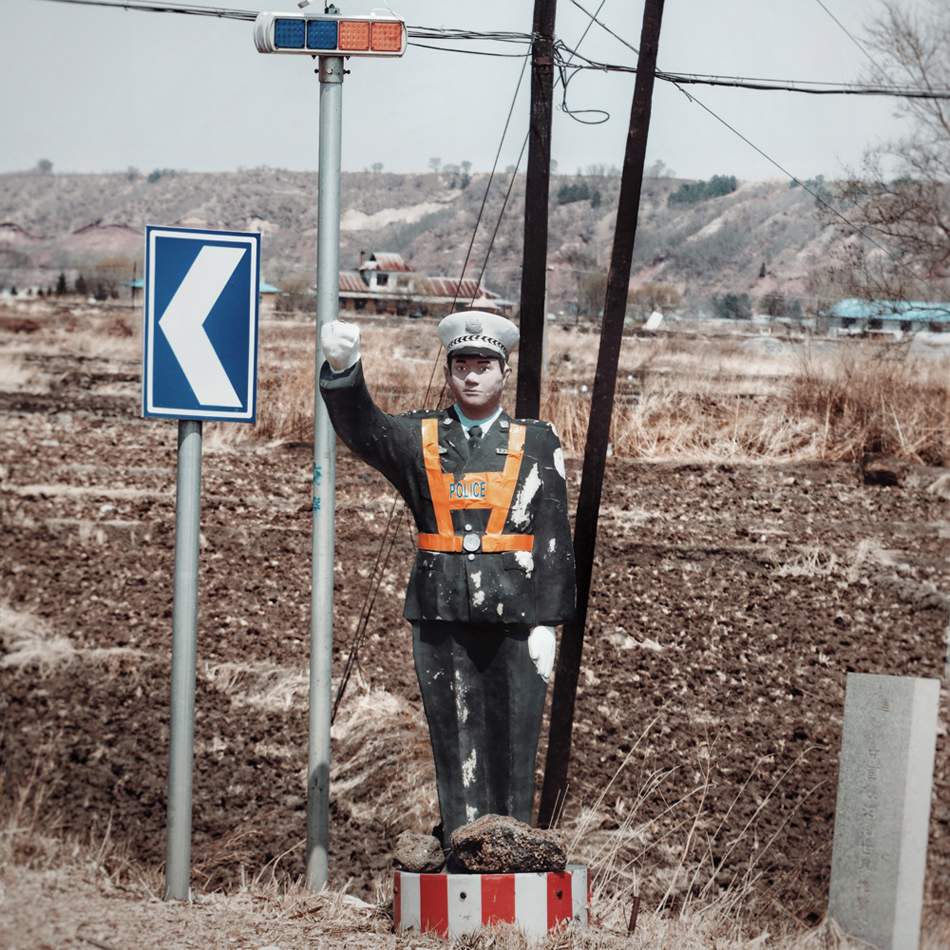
[945, 609, 950, 681]
[450, 814, 566, 873]
[828, 672, 940, 950]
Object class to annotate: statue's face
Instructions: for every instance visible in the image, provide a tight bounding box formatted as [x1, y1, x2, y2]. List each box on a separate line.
[444, 355, 511, 420]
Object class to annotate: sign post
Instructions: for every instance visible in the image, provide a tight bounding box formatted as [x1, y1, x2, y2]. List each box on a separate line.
[306, 52, 343, 894]
[254, 5, 407, 893]
[143, 225, 261, 900]
[165, 418, 202, 903]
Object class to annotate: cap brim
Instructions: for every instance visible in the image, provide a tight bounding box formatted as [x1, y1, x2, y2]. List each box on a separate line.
[447, 345, 505, 360]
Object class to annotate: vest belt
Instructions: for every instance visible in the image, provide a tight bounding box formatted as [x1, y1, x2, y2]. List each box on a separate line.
[418, 417, 533, 554]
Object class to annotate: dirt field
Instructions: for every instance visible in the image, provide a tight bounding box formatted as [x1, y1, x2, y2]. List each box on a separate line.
[2, 301, 949, 948]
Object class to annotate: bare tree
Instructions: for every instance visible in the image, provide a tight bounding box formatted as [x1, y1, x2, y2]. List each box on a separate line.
[627, 281, 681, 321]
[428, 157, 442, 175]
[558, 248, 600, 321]
[827, 1, 950, 302]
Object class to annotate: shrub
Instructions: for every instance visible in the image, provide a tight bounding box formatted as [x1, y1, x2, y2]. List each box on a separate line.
[668, 174, 738, 206]
[147, 168, 177, 183]
[760, 293, 786, 318]
[711, 292, 752, 320]
[557, 181, 591, 205]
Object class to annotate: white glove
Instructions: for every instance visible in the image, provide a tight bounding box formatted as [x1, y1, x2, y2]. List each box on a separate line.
[321, 321, 361, 372]
[527, 625, 556, 682]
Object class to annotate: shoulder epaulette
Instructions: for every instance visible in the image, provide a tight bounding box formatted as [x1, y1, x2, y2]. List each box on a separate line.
[400, 408, 443, 419]
[513, 417, 555, 430]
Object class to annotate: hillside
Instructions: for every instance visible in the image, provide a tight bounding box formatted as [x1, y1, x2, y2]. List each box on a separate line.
[0, 168, 835, 312]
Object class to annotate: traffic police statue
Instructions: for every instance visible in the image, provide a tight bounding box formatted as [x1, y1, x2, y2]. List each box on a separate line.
[320, 311, 576, 843]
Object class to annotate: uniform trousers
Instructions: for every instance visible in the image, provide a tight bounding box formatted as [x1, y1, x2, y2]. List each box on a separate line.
[412, 621, 548, 842]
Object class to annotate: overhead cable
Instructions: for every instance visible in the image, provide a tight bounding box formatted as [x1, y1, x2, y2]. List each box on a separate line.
[668, 84, 949, 301]
[565, 0, 638, 56]
[553, 46, 950, 99]
[553, 0, 950, 301]
[36, 0, 950, 100]
[37, 0, 257, 18]
[813, 0, 892, 85]
[656, 72, 950, 100]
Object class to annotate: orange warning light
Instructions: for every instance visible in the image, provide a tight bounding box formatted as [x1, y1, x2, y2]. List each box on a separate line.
[371, 21, 404, 52]
[338, 20, 370, 50]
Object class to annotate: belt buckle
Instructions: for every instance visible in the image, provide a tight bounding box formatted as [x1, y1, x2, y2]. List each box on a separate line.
[462, 533, 481, 553]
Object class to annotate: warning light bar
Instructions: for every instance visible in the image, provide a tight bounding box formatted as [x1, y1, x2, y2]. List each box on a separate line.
[254, 12, 407, 56]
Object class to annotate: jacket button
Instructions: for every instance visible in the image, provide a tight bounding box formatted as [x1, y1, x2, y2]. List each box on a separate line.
[468, 554, 475, 561]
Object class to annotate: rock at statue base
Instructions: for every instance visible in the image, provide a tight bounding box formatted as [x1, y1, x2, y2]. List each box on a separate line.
[450, 815, 566, 873]
[394, 832, 445, 873]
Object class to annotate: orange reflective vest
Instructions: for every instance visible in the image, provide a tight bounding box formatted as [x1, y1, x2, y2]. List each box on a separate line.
[417, 417, 534, 554]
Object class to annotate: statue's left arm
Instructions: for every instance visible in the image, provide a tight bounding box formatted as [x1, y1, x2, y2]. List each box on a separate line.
[524, 422, 576, 627]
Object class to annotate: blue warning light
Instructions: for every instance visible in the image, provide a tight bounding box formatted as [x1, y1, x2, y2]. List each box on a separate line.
[307, 19, 338, 50]
[274, 18, 306, 49]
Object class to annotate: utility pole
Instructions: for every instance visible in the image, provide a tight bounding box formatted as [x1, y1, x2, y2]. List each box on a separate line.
[538, 0, 666, 829]
[515, 0, 557, 419]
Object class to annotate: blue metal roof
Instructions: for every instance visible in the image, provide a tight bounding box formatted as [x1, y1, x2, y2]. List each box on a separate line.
[827, 297, 950, 323]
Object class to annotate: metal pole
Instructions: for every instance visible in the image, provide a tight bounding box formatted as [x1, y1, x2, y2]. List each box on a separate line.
[538, 0, 666, 829]
[306, 53, 343, 892]
[164, 418, 202, 900]
[515, 0, 557, 420]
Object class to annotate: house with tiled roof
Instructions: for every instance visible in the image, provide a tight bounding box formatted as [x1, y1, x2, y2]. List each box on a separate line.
[335, 251, 514, 317]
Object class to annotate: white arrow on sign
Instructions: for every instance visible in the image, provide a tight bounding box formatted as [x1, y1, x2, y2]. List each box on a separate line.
[158, 245, 247, 407]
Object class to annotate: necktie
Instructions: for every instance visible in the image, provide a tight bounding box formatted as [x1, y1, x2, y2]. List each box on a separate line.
[469, 425, 482, 448]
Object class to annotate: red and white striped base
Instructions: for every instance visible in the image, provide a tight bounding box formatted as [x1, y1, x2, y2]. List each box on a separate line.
[393, 865, 589, 939]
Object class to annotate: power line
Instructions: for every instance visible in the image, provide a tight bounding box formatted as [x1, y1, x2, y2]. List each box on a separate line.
[656, 70, 950, 99]
[565, 0, 638, 57]
[668, 84, 950, 301]
[405, 27, 532, 45]
[813, 0, 892, 85]
[553, 0, 950, 298]
[554, 49, 950, 99]
[36, 0, 950, 100]
[37, 0, 257, 19]
[406, 43, 530, 59]
[335, 50, 533, 714]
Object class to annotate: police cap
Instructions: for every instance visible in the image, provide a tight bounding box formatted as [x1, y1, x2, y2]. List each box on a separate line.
[438, 310, 520, 362]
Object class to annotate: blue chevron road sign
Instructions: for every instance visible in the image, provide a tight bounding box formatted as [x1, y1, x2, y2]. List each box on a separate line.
[143, 226, 261, 422]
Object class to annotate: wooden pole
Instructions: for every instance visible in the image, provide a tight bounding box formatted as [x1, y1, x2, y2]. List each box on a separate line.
[538, 0, 666, 828]
[515, 0, 557, 419]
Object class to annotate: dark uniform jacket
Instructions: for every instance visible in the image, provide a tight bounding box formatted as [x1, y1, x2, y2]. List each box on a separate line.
[320, 360, 576, 627]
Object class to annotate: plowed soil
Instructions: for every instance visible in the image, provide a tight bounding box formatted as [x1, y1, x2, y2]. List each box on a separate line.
[2, 304, 949, 947]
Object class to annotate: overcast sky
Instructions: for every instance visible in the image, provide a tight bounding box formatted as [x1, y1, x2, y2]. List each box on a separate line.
[3, 0, 917, 182]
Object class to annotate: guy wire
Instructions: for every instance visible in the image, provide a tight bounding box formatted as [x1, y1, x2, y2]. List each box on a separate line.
[333, 49, 531, 716]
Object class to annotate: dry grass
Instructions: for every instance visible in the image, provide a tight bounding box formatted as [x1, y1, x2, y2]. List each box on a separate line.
[4, 708, 943, 949]
[203, 319, 950, 466]
[4, 306, 949, 947]
[2, 667, 947, 948]
[6, 303, 948, 465]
